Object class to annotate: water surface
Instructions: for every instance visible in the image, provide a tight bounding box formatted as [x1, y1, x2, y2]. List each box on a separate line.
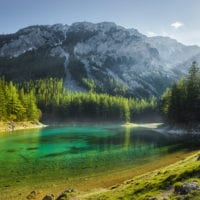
[0, 125, 199, 188]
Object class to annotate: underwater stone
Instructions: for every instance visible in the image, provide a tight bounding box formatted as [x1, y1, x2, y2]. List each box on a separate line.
[56, 191, 68, 200]
[26, 191, 38, 199]
[42, 194, 55, 200]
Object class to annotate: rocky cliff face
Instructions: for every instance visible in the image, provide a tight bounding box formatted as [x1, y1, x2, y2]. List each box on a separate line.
[0, 22, 199, 97]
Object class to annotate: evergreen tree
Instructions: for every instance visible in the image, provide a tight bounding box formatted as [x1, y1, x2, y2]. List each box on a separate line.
[161, 61, 200, 124]
[5, 82, 25, 121]
[187, 61, 200, 121]
[0, 78, 7, 120]
[0, 77, 157, 123]
[0, 78, 40, 121]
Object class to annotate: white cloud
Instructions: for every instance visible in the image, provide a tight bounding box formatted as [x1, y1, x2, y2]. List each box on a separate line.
[171, 21, 184, 29]
[147, 31, 157, 37]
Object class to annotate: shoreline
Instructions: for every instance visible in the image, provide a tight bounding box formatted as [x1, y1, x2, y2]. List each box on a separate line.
[122, 122, 163, 129]
[122, 122, 200, 135]
[154, 124, 200, 135]
[41, 121, 164, 128]
[1, 150, 198, 200]
[0, 121, 47, 134]
[1, 120, 199, 136]
[82, 151, 200, 200]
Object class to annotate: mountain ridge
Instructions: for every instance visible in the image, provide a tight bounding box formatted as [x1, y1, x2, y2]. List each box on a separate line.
[0, 22, 199, 97]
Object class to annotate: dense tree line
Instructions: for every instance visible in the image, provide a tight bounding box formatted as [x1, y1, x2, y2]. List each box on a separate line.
[161, 61, 200, 124]
[0, 78, 40, 121]
[21, 78, 157, 122]
[0, 77, 157, 122]
[82, 78, 128, 96]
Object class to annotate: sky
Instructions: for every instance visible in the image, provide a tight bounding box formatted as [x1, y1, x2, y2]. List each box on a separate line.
[0, 0, 200, 45]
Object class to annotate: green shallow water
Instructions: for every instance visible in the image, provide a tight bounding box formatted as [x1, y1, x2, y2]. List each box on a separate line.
[0, 125, 199, 187]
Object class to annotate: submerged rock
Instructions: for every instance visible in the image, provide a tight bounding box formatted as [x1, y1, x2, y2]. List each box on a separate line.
[26, 191, 38, 199]
[63, 189, 76, 193]
[42, 194, 55, 200]
[56, 191, 68, 200]
[56, 188, 77, 200]
[110, 184, 120, 190]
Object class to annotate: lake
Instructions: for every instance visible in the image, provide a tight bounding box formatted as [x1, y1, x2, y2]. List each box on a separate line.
[0, 124, 199, 199]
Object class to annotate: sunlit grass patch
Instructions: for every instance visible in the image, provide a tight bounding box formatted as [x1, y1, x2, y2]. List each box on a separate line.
[84, 152, 200, 200]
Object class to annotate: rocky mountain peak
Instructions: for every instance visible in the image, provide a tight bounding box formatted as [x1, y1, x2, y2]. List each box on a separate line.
[0, 22, 200, 97]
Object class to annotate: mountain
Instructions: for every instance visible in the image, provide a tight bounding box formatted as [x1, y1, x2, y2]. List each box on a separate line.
[146, 36, 200, 67]
[0, 22, 199, 97]
[176, 52, 200, 74]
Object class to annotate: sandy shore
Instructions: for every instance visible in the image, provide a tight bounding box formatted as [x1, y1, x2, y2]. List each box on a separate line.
[122, 122, 163, 129]
[0, 121, 47, 134]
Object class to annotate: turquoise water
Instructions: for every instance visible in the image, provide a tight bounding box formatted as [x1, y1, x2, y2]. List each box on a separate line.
[0, 125, 199, 187]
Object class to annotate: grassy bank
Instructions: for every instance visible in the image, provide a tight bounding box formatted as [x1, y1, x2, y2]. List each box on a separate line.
[82, 151, 200, 200]
[0, 121, 46, 134]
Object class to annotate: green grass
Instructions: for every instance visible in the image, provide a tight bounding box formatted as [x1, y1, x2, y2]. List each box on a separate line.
[83, 152, 200, 200]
